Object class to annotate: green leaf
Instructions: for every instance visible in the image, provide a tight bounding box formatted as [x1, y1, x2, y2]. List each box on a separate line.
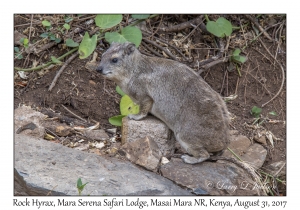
[121, 26, 142, 47]
[42, 20, 51, 27]
[51, 56, 62, 64]
[105, 32, 127, 44]
[78, 182, 88, 191]
[131, 14, 150, 19]
[116, 86, 126, 96]
[14, 47, 20, 52]
[232, 48, 241, 56]
[23, 38, 29, 48]
[15, 52, 23, 59]
[23, 38, 29, 45]
[66, 38, 79, 47]
[95, 14, 122, 29]
[77, 178, 82, 188]
[49, 34, 56, 40]
[231, 48, 247, 64]
[40, 32, 49, 38]
[109, 115, 126, 126]
[206, 17, 232, 37]
[64, 16, 73, 23]
[251, 106, 262, 118]
[269, 111, 277, 116]
[63, 23, 70, 30]
[78, 32, 97, 59]
[105, 26, 142, 47]
[120, 95, 140, 115]
[55, 38, 62, 43]
[19, 38, 25, 44]
[233, 55, 247, 63]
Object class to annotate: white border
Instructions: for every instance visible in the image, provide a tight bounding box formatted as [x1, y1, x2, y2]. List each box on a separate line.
[3, 0, 298, 209]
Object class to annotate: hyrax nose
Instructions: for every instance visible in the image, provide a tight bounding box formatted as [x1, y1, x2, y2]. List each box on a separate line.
[96, 66, 103, 74]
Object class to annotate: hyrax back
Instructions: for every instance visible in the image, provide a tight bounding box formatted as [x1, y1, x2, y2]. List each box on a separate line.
[97, 42, 230, 164]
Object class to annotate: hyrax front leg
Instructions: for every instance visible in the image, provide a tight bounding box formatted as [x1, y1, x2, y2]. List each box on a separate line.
[128, 96, 153, 121]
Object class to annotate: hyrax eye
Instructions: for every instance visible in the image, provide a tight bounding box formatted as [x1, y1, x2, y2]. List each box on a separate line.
[112, 58, 118, 63]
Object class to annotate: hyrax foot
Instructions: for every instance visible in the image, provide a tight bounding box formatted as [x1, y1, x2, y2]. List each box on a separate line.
[127, 114, 146, 121]
[181, 154, 210, 164]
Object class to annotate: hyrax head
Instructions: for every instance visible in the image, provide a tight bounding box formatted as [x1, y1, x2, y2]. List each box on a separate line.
[96, 42, 137, 82]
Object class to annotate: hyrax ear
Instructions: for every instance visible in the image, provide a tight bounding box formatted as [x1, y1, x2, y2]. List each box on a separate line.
[124, 43, 136, 56]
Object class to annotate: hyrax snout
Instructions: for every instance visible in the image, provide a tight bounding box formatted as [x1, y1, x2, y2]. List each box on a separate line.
[97, 42, 230, 164]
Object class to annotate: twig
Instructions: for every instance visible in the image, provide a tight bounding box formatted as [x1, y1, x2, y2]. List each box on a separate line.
[245, 15, 273, 41]
[143, 38, 177, 60]
[14, 22, 39, 28]
[199, 57, 228, 74]
[273, 162, 286, 177]
[34, 42, 58, 55]
[239, 17, 248, 48]
[28, 15, 33, 43]
[198, 39, 227, 74]
[220, 69, 227, 94]
[41, 108, 93, 126]
[142, 31, 190, 61]
[242, 67, 273, 96]
[158, 15, 206, 33]
[259, 38, 285, 107]
[75, 15, 96, 24]
[61, 104, 87, 123]
[150, 14, 163, 40]
[235, 76, 239, 95]
[48, 51, 78, 91]
[241, 22, 282, 51]
[226, 68, 229, 96]
[45, 128, 61, 141]
[141, 43, 163, 57]
[179, 20, 202, 43]
[140, 50, 155, 57]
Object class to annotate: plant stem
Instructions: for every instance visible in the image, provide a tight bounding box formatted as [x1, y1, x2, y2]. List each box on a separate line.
[204, 14, 210, 22]
[259, 171, 285, 184]
[242, 27, 266, 51]
[236, 64, 242, 77]
[14, 48, 78, 72]
[227, 147, 243, 161]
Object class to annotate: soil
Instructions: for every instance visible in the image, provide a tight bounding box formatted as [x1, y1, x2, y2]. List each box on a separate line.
[14, 14, 286, 194]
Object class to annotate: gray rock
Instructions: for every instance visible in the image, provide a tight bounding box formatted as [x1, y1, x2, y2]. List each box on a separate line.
[242, 144, 267, 169]
[221, 131, 267, 169]
[222, 131, 251, 158]
[84, 129, 109, 141]
[160, 158, 261, 196]
[120, 137, 162, 172]
[14, 134, 191, 196]
[122, 116, 175, 156]
[14, 106, 46, 138]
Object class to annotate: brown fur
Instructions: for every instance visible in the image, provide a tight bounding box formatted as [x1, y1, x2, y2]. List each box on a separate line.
[96, 42, 230, 164]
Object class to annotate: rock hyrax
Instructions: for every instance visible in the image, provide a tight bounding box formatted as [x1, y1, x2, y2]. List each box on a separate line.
[96, 42, 230, 164]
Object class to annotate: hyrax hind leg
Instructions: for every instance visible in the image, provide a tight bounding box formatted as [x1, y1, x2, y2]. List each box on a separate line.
[181, 149, 210, 164]
[175, 133, 210, 164]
